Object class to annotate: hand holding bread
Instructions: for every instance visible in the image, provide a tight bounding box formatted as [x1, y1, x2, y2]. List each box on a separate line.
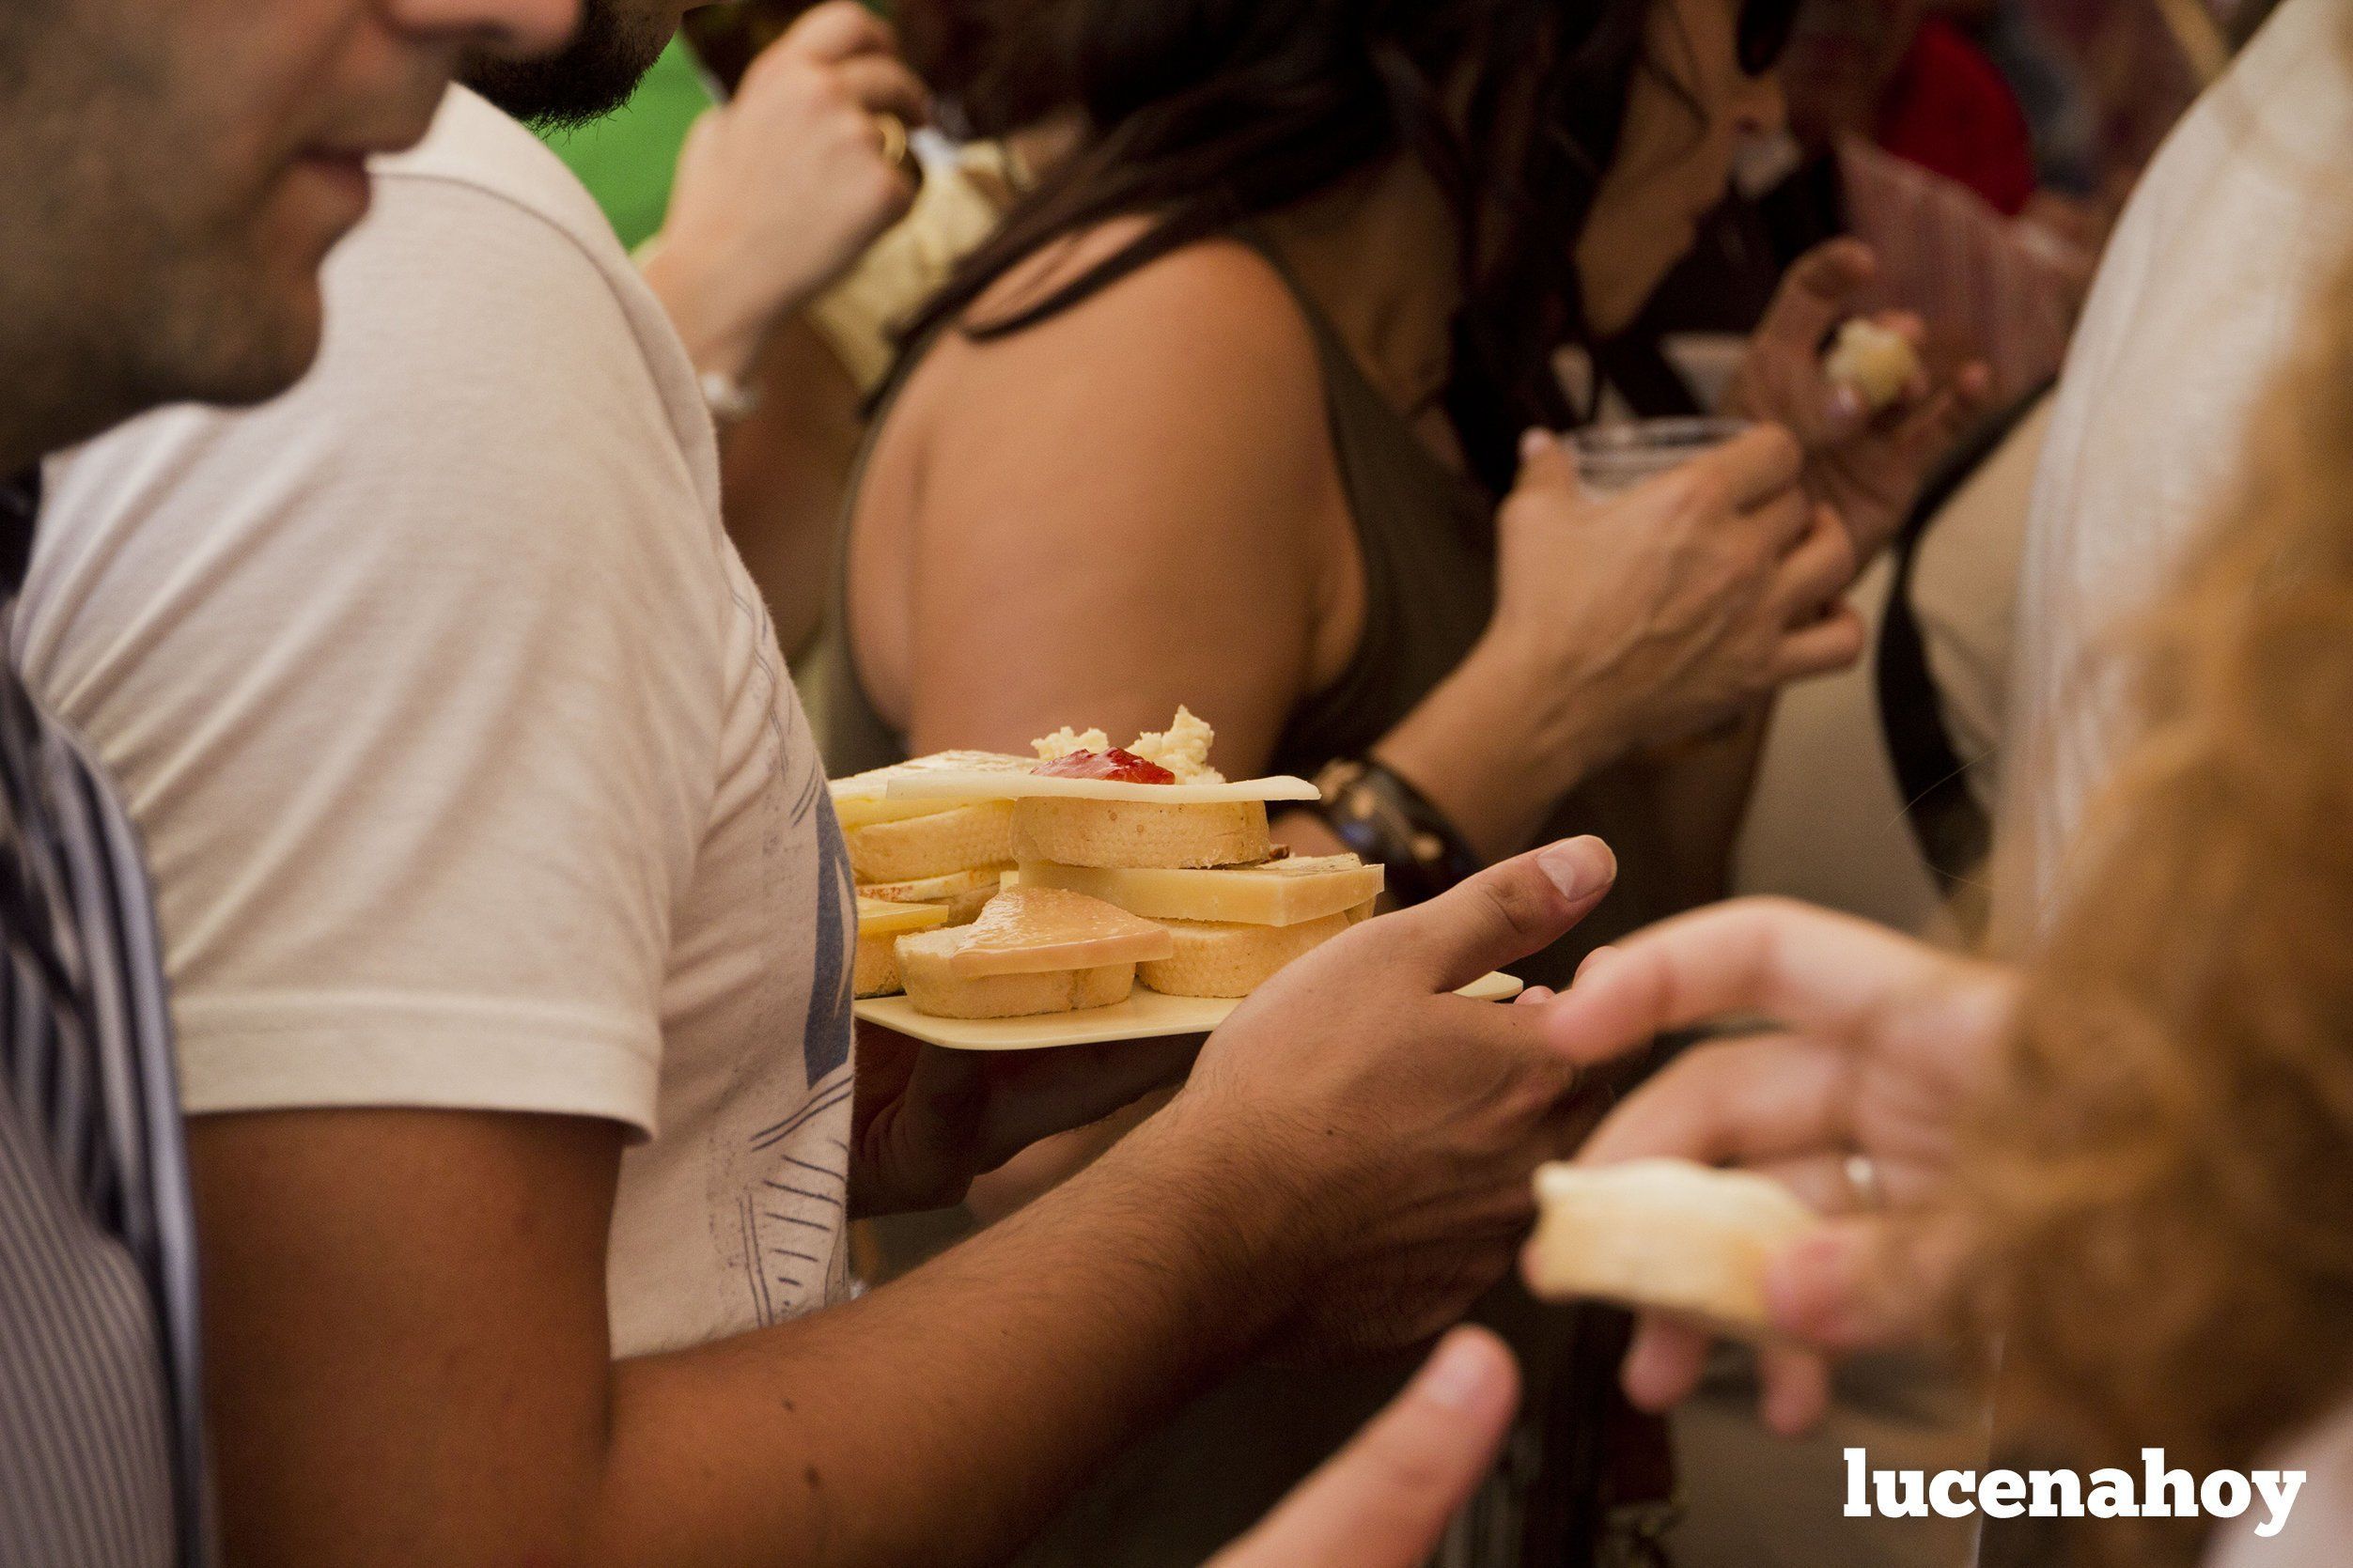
[1524, 898, 2018, 1434]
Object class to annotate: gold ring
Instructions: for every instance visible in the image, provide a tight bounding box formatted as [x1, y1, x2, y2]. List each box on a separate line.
[871, 112, 912, 177]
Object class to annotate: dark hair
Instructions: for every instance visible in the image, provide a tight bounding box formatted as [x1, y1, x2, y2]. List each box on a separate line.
[889, 0, 1658, 493]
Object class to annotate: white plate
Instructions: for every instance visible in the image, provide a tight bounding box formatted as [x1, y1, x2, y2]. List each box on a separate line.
[855, 970, 1526, 1051]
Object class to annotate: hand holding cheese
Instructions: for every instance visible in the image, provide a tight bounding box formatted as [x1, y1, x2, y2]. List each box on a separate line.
[1170, 836, 1619, 1356]
[1527, 897, 2018, 1434]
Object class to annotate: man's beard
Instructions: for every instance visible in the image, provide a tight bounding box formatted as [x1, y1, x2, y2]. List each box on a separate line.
[463, 0, 676, 130]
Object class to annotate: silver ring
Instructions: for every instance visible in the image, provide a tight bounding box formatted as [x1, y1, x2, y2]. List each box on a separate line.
[1844, 1152, 1886, 1212]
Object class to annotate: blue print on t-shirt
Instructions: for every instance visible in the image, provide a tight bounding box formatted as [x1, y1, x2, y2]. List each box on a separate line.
[802, 796, 855, 1082]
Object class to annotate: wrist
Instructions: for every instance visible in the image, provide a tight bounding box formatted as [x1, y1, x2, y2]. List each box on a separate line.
[638, 228, 787, 384]
[1093, 1091, 1331, 1344]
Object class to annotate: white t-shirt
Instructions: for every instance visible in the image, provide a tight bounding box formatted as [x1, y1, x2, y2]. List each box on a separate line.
[19, 87, 859, 1357]
[1996, 0, 2353, 937]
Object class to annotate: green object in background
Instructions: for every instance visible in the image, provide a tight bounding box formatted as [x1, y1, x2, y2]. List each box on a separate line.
[536, 36, 714, 250]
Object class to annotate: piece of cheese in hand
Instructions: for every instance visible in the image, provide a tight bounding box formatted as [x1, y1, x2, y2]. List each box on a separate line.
[1823, 318, 1923, 413]
[930, 886, 1173, 979]
[1019, 855, 1383, 926]
[1525, 1159, 1825, 1339]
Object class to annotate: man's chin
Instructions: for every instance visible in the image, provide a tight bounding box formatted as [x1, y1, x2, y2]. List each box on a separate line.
[462, 1, 673, 129]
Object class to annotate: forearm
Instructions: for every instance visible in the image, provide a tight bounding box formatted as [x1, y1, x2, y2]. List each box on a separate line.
[1374, 630, 1619, 863]
[588, 1096, 1302, 1568]
[1637, 706, 1772, 912]
[640, 235, 794, 384]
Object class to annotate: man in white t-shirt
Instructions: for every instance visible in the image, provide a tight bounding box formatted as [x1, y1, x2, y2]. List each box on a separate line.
[28, 8, 1625, 1563]
[1996, 0, 2353, 937]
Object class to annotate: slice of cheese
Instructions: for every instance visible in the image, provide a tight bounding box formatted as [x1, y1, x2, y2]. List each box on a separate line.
[857, 896, 955, 939]
[857, 865, 1008, 904]
[1525, 1159, 1824, 1338]
[832, 752, 1036, 828]
[1017, 855, 1384, 926]
[913, 887, 1173, 979]
[885, 769, 1318, 806]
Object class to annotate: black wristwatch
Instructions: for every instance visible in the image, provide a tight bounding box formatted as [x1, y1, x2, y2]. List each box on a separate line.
[1312, 757, 1484, 907]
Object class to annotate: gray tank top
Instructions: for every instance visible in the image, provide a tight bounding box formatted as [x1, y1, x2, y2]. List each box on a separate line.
[818, 237, 1677, 976]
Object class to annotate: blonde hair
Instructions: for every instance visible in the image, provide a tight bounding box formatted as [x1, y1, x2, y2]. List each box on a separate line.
[1963, 255, 2353, 1559]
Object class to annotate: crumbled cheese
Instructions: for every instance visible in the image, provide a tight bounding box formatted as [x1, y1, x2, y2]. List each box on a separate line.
[1129, 706, 1224, 784]
[1032, 726, 1112, 763]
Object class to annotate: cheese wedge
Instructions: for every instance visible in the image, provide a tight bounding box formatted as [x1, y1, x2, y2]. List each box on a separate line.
[1524, 1159, 1825, 1339]
[846, 801, 1017, 884]
[1013, 799, 1270, 870]
[930, 887, 1172, 979]
[1824, 318, 1923, 413]
[1017, 855, 1383, 926]
[1140, 908, 1357, 998]
[854, 898, 953, 998]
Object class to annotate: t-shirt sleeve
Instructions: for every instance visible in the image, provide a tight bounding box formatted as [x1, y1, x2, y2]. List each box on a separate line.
[23, 174, 726, 1140]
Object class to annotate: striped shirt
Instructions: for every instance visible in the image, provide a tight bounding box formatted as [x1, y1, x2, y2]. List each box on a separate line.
[0, 471, 210, 1566]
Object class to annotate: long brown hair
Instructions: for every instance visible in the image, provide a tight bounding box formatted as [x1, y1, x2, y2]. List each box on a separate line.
[1963, 253, 2353, 1559]
[884, 0, 1659, 494]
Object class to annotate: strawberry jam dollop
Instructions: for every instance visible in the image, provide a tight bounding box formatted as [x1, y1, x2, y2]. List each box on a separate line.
[1034, 747, 1177, 784]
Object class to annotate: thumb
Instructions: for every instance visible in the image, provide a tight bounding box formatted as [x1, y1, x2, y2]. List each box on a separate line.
[1512, 427, 1582, 500]
[1362, 836, 1616, 993]
[1206, 1327, 1520, 1568]
[1760, 237, 1877, 352]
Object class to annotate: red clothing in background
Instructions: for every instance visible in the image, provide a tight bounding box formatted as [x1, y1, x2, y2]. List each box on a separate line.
[1878, 17, 2038, 215]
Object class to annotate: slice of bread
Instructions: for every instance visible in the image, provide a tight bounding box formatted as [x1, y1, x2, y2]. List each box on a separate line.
[1015, 854, 1382, 926]
[1139, 908, 1356, 998]
[1524, 1159, 1825, 1339]
[847, 801, 1017, 884]
[853, 897, 954, 998]
[859, 865, 1007, 927]
[1011, 798, 1270, 870]
[895, 950, 1138, 1019]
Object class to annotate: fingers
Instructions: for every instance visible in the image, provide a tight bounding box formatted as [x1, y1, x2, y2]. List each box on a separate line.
[1541, 898, 1958, 1068]
[1755, 238, 1877, 357]
[1578, 1032, 1853, 1167]
[1362, 837, 1617, 993]
[834, 52, 933, 127]
[776, 0, 898, 63]
[1620, 1315, 1712, 1411]
[1208, 1328, 1520, 1568]
[1756, 1343, 1835, 1435]
[1769, 602, 1864, 683]
[1701, 424, 1806, 510]
[1765, 1215, 1960, 1352]
[1769, 505, 1859, 621]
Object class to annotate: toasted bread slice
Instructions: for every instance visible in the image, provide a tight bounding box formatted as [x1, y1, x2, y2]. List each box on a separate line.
[1524, 1159, 1824, 1339]
[1139, 907, 1356, 998]
[846, 801, 1017, 884]
[859, 864, 1007, 926]
[895, 955, 1140, 1019]
[853, 898, 954, 998]
[1012, 799, 1270, 870]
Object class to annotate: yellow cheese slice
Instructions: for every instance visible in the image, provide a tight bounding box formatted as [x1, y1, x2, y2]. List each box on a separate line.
[884, 769, 1318, 806]
[857, 864, 1009, 904]
[832, 752, 1036, 828]
[856, 897, 954, 939]
[1015, 855, 1383, 926]
[916, 887, 1174, 979]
